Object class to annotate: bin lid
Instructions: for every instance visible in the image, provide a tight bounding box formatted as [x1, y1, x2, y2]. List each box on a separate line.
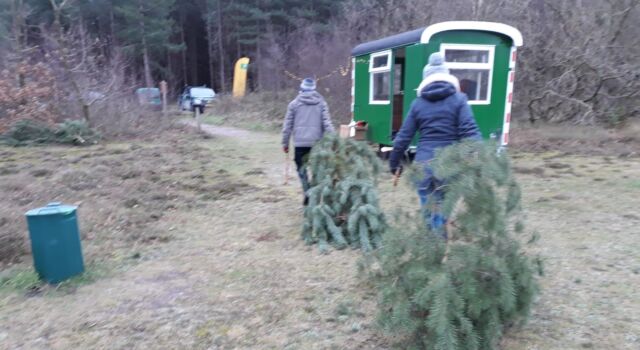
[26, 202, 77, 217]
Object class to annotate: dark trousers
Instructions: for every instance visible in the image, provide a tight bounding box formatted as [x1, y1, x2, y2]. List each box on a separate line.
[294, 147, 312, 195]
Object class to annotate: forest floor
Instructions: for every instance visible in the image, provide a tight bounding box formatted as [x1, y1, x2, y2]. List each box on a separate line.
[0, 119, 639, 349]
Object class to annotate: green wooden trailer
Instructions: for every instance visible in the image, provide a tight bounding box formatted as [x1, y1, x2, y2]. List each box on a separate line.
[350, 21, 523, 148]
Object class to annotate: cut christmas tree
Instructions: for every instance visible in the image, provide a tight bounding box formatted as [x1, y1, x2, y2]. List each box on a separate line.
[370, 141, 542, 350]
[301, 134, 386, 253]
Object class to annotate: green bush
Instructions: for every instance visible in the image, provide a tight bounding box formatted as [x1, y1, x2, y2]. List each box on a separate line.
[54, 119, 100, 145]
[370, 141, 542, 350]
[1, 119, 99, 146]
[0, 119, 56, 146]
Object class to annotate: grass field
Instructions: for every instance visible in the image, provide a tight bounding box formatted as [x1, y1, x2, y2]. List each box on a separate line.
[0, 121, 638, 349]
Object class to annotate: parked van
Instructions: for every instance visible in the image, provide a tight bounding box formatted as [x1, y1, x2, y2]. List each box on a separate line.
[179, 86, 216, 114]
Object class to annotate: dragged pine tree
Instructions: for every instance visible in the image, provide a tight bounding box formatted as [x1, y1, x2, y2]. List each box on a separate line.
[302, 135, 386, 253]
[370, 141, 542, 350]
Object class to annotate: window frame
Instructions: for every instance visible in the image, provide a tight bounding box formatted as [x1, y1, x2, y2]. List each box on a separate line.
[369, 50, 392, 105]
[440, 44, 495, 105]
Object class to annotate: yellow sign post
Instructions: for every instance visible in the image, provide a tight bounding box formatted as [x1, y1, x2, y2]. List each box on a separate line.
[232, 57, 250, 98]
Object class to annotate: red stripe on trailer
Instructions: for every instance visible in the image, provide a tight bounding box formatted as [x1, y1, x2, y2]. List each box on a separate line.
[503, 47, 517, 146]
[509, 47, 517, 69]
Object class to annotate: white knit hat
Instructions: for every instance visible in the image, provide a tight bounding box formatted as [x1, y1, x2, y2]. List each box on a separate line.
[422, 52, 449, 79]
[299, 78, 316, 91]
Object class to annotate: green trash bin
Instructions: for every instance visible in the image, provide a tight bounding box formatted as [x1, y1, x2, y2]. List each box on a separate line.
[25, 202, 84, 283]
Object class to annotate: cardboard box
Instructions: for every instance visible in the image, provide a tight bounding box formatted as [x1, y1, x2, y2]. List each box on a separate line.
[339, 123, 367, 140]
[339, 125, 351, 138]
[353, 125, 368, 141]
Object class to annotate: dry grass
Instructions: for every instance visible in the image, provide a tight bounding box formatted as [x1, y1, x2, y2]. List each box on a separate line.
[0, 127, 248, 268]
[509, 120, 640, 157]
[198, 93, 296, 132]
[1, 124, 639, 349]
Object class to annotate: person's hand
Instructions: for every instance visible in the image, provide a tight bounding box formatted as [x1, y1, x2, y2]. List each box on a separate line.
[283, 146, 289, 153]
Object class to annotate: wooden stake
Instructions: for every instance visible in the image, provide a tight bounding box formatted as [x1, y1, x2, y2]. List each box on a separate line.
[195, 107, 201, 132]
[284, 151, 290, 185]
[393, 168, 401, 187]
[160, 80, 168, 116]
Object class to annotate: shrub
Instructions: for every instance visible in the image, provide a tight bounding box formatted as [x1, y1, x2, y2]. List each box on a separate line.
[0, 119, 100, 146]
[0, 119, 56, 146]
[0, 63, 58, 133]
[370, 142, 542, 350]
[54, 119, 100, 145]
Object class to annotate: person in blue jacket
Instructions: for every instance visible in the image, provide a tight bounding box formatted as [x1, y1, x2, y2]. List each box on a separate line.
[389, 52, 481, 238]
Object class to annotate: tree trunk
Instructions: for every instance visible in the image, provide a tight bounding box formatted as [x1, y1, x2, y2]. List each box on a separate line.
[139, 1, 153, 87]
[216, 0, 226, 92]
[205, 2, 215, 89]
[256, 32, 261, 92]
[82, 104, 91, 123]
[11, 0, 26, 87]
[142, 41, 153, 87]
[188, 28, 198, 86]
[109, 4, 117, 48]
[180, 25, 187, 85]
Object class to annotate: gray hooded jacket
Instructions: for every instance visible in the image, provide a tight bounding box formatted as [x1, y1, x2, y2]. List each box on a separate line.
[281, 91, 335, 148]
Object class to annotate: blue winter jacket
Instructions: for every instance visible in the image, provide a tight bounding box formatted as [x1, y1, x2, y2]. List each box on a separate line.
[389, 81, 481, 171]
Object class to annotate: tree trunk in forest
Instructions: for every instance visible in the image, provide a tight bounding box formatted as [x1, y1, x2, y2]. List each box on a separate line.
[139, 1, 153, 87]
[142, 40, 153, 87]
[166, 49, 172, 92]
[188, 33, 198, 86]
[256, 33, 261, 92]
[216, 0, 226, 92]
[205, 2, 215, 89]
[109, 4, 117, 49]
[11, 0, 26, 87]
[180, 11, 188, 86]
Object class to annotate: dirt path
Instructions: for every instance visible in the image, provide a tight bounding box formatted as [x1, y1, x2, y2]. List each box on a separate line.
[1, 123, 639, 349]
[182, 119, 265, 140]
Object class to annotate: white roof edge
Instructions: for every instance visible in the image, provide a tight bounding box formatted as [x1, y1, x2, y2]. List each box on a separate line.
[420, 21, 523, 47]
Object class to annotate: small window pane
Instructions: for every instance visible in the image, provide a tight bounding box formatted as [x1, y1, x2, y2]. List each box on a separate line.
[445, 49, 489, 63]
[451, 69, 490, 101]
[372, 55, 389, 69]
[372, 72, 390, 101]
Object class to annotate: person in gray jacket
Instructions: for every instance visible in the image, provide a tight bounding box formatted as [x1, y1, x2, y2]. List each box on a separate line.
[282, 78, 335, 205]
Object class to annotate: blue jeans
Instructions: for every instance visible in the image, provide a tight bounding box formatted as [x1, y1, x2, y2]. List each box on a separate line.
[416, 163, 447, 239]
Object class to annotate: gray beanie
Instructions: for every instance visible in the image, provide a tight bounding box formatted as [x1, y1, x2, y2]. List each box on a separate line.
[300, 78, 316, 91]
[422, 52, 449, 79]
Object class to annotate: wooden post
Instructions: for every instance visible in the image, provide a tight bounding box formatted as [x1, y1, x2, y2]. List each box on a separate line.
[159, 80, 168, 116]
[284, 151, 290, 185]
[393, 168, 401, 187]
[195, 107, 201, 132]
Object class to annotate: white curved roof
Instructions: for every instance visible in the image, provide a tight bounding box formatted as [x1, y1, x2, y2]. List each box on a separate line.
[420, 21, 523, 47]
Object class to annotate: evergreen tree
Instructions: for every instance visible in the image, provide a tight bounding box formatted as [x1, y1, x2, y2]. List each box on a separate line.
[115, 0, 181, 86]
[302, 134, 386, 253]
[0, 3, 10, 49]
[370, 141, 542, 350]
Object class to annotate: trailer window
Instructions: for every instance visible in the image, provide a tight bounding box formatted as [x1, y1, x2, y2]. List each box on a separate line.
[369, 51, 392, 104]
[440, 44, 494, 105]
